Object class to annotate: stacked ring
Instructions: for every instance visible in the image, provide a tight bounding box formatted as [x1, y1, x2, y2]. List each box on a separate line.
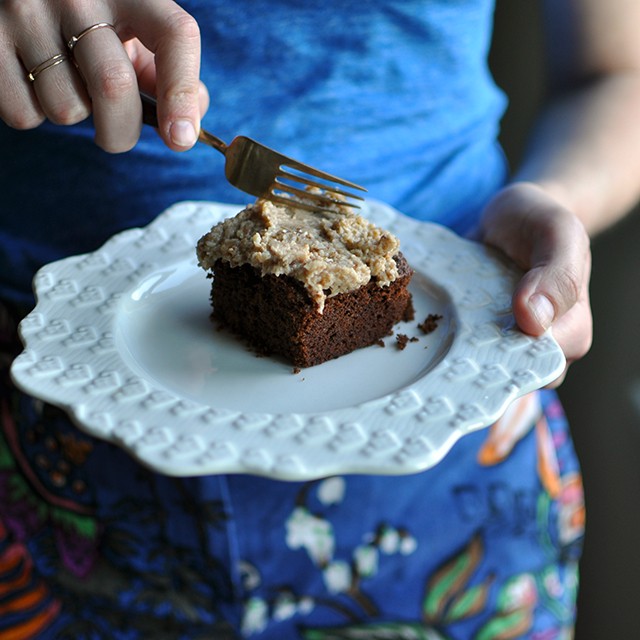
[27, 53, 69, 82]
[25, 21, 117, 84]
[67, 22, 117, 51]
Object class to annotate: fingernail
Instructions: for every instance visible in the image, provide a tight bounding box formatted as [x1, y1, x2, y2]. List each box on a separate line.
[529, 293, 555, 330]
[170, 119, 197, 147]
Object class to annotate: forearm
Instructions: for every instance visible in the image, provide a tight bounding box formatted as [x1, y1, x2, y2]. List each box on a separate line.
[514, 71, 640, 236]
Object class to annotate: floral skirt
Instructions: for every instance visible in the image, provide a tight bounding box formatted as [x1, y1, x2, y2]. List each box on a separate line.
[0, 301, 584, 640]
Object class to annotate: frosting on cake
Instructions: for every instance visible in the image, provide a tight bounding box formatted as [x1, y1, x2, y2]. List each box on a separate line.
[196, 198, 400, 312]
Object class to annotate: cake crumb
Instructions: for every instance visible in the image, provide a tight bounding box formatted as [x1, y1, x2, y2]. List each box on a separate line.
[375, 339, 386, 348]
[396, 334, 420, 350]
[418, 313, 443, 335]
[293, 367, 301, 375]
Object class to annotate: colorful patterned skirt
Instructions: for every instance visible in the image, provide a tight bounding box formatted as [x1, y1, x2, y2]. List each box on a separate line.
[0, 301, 584, 640]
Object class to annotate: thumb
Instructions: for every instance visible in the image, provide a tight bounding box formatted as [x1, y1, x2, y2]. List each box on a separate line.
[513, 268, 568, 336]
[512, 229, 591, 337]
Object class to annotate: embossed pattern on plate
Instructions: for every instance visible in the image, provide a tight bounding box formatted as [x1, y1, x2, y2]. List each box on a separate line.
[10, 200, 566, 479]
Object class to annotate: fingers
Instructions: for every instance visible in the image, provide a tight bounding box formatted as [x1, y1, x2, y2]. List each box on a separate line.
[1, 0, 203, 153]
[124, 37, 210, 120]
[511, 210, 590, 336]
[0, 49, 44, 129]
[538, 283, 593, 388]
[26, 51, 91, 128]
[65, 20, 141, 152]
[481, 182, 594, 386]
[0, 2, 90, 129]
[124, 0, 202, 150]
[514, 246, 593, 385]
[482, 183, 591, 329]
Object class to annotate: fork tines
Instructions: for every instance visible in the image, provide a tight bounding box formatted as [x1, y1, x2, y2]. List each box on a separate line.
[273, 161, 367, 214]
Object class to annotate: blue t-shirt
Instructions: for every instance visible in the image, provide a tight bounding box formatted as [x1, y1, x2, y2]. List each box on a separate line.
[0, 0, 507, 305]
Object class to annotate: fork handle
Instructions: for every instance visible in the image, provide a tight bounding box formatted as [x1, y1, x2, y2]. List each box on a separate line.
[139, 91, 227, 154]
[140, 91, 161, 129]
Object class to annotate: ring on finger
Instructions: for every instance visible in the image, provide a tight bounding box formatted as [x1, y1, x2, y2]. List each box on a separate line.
[27, 53, 69, 82]
[67, 22, 116, 51]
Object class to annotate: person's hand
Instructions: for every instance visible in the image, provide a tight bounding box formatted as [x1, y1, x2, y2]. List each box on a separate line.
[480, 182, 593, 387]
[0, 0, 209, 152]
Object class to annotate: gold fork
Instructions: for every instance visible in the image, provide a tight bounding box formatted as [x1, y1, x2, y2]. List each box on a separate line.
[140, 93, 366, 213]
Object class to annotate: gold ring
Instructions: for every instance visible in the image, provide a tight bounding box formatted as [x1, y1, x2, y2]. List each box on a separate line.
[27, 53, 69, 83]
[67, 22, 116, 51]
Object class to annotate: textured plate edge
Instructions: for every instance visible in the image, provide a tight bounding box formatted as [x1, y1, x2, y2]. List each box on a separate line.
[9, 199, 567, 480]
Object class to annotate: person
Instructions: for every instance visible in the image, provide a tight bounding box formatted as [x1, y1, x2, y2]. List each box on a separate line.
[0, 0, 639, 638]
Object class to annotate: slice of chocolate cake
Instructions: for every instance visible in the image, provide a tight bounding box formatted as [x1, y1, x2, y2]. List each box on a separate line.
[197, 197, 414, 367]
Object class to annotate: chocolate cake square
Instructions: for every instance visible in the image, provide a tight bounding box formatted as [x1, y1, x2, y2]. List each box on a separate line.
[209, 254, 414, 367]
[197, 197, 414, 368]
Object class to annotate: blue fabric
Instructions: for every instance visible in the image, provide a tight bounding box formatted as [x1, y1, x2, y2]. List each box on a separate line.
[0, 0, 506, 305]
[0, 371, 584, 639]
[0, 2, 583, 639]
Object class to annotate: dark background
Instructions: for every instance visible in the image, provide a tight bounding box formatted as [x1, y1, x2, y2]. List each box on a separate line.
[490, 2, 640, 638]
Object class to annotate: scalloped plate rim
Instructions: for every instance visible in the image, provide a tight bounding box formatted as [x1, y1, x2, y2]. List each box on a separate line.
[9, 199, 566, 480]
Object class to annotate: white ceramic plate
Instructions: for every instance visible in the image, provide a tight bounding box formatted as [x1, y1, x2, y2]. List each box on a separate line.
[10, 200, 565, 480]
